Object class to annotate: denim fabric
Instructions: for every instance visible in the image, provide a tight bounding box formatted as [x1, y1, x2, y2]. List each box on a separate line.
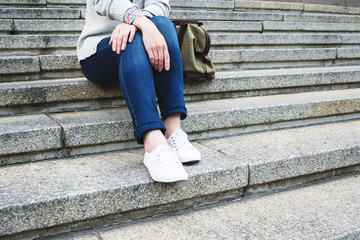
[80, 16, 187, 144]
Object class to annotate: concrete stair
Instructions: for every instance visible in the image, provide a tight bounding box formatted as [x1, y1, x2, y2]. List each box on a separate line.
[43, 173, 360, 240]
[1, 0, 360, 239]
[2, 1, 360, 80]
[1, 121, 360, 239]
[1, 88, 360, 166]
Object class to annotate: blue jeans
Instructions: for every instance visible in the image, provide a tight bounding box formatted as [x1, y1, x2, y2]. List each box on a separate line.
[80, 16, 187, 144]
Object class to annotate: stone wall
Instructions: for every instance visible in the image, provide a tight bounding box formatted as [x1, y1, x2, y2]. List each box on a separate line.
[253, 0, 360, 7]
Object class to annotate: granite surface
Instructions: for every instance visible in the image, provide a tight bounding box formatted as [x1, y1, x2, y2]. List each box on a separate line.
[0, 78, 120, 106]
[210, 48, 337, 64]
[183, 88, 360, 132]
[263, 21, 360, 31]
[235, 0, 360, 13]
[49, 108, 134, 147]
[14, 20, 84, 32]
[1, 44, 345, 74]
[0, 0, 46, 4]
[235, 0, 304, 10]
[0, 143, 248, 236]
[337, 48, 360, 59]
[211, 33, 360, 45]
[200, 120, 360, 185]
[44, 88, 360, 148]
[47, 0, 86, 5]
[0, 56, 40, 74]
[0, 35, 78, 49]
[0, 19, 12, 31]
[203, 21, 262, 32]
[50, 232, 100, 240]
[304, 3, 360, 14]
[40, 54, 80, 71]
[96, 174, 360, 240]
[0, 7, 81, 19]
[170, 0, 234, 9]
[170, 10, 283, 21]
[2, 66, 360, 107]
[284, 13, 360, 23]
[0, 114, 62, 155]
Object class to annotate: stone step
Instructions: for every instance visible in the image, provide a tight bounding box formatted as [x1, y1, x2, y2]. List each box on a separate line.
[170, 0, 234, 10]
[0, 19, 12, 33]
[51, 173, 360, 240]
[284, 12, 360, 23]
[0, 0, 231, 9]
[263, 21, 360, 32]
[3, 33, 360, 54]
[0, 8, 283, 21]
[169, 9, 282, 21]
[0, 7, 81, 19]
[1, 66, 360, 116]
[4, 20, 360, 35]
[1, 20, 262, 34]
[0, 0, 47, 6]
[1, 88, 360, 165]
[212, 48, 338, 64]
[0, 0, 85, 7]
[3, 47, 360, 81]
[1, 120, 360, 239]
[235, 0, 360, 15]
[1, 3, 360, 24]
[12, 19, 84, 33]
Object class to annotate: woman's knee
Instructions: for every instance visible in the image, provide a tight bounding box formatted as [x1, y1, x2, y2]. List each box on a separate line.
[151, 16, 177, 39]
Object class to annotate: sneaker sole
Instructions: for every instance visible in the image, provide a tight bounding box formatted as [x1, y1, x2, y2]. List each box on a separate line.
[180, 158, 201, 164]
[151, 174, 188, 183]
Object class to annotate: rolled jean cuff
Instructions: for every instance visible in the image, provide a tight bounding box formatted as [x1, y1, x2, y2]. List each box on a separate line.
[161, 107, 188, 121]
[135, 121, 166, 144]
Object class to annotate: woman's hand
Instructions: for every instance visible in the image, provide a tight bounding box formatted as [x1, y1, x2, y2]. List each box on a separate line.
[109, 23, 137, 54]
[133, 17, 170, 72]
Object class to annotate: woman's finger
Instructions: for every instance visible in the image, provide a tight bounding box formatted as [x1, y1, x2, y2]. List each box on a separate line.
[111, 30, 118, 52]
[109, 33, 113, 46]
[121, 30, 129, 51]
[129, 27, 136, 43]
[153, 48, 160, 71]
[157, 46, 164, 72]
[116, 29, 123, 54]
[147, 48, 155, 67]
[164, 46, 170, 71]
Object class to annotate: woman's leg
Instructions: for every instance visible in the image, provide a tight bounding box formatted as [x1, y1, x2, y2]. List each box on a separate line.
[81, 35, 167, 151]
[81, 33, 188, 183]
[150, 16, 201, 163]
[150, 16, 187, 137]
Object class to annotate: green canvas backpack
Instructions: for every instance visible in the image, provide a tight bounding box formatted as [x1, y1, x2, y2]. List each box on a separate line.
[173, 20, 216, 80]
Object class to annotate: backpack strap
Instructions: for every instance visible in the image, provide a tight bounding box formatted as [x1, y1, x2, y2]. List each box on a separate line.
[173, 20, 203, 50]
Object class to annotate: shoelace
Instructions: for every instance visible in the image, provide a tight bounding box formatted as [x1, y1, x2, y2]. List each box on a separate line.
[170, 131, 195, 151]
[156, 146, 182, 168]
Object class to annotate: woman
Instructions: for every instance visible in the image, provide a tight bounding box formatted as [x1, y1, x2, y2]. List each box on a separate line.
[77, 0, 201, 183]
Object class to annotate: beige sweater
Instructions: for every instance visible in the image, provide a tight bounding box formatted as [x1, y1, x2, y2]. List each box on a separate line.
[77, 0, 170, 61]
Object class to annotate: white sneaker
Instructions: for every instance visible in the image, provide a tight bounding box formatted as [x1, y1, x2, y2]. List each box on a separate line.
[144, 144, 188, 182]
[166, 129, 201, 163]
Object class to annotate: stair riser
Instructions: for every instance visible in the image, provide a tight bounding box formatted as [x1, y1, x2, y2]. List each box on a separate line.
[3, 34, 360, 53]
[3, 47, 360, 81]
[2, 120, 360, 238]
[0, 0, 232, 9]
[235, 1, 360, 14]
[4, 21, 360, 35]
[3, 83, 360, 117]
[2, 67, 360, 115]
[0, 142, 249, 237]
[2, 92, 360, 165]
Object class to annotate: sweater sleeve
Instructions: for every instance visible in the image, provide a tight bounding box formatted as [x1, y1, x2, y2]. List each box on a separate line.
[143, 0, 170, 17]
[94, 0, 136, 22]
